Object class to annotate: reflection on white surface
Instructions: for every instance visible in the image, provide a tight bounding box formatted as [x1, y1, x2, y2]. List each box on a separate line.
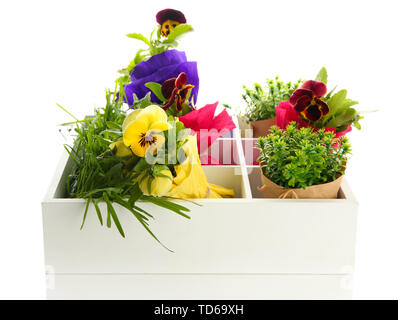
[47, 274, 353, 300]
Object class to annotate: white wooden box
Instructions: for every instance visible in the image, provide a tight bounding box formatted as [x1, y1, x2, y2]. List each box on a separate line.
[42, 121, 358, 299]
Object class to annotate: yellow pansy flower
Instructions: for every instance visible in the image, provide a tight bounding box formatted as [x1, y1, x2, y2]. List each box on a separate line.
[122, 105, 170, 158]
[156, 9, 186, 37]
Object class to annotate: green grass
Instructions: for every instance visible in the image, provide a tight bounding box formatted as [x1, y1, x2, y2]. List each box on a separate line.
[59, 90, 191, 251]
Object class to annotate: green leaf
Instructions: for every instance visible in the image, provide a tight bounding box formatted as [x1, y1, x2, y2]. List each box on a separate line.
[167, 24, 193, 41]
[353, 120, 361, 130]
[340, 99, 359, 110]
[57, 103, 79, 121]
[126, 33, 150, 45]
[315, 67, 328, 84]
[93, 199, 103, 226]
[141, 196, 191, 219]
[324, 85, 337, 100]
[158, 39, 178, 48]
[145, 82, 167, 102]
[104, 193, 112, 228]
[327, 89, 347, 114]
[131, 92, 153, 110]
[112, 195, 150, 221]
[131, 207, 173, 252]
[132, 205, 153, 219]
[341, 108, 357, 121]
[63, 145, 79, 165]
[133, 158, 150, 174]
[113, 196, 172, 252]
[80, 197, 91, 230]
[103, 192, 125, 238]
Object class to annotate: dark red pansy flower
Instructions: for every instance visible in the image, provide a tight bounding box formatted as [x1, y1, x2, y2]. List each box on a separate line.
[289, 80, 329, 122]
[156, 9, 186, 37]
[161, 72, 194, 112]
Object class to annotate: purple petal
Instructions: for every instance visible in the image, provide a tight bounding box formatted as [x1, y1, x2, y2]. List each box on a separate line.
[125, 50, 199, 106]
[156, 9, 186, 25]
[130, 50, 187, 80]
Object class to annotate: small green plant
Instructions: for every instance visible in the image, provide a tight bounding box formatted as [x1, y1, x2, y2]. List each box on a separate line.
[242, 77, 303, 122]
[256, 123, 351, 189]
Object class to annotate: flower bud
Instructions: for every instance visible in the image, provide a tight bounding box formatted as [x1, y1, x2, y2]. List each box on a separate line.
[109, 139, 132, 157]
[138, 167, 173, 197]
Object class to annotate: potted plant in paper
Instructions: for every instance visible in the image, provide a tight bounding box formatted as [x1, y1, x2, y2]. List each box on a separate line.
[276, 67, 365, 136]
[238, 77, 302, 137]
[256, 67, 367, 199]
[256, 123, 351, 199]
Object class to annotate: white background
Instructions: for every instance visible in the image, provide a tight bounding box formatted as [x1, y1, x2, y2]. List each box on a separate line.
[0, 0, 397, 299]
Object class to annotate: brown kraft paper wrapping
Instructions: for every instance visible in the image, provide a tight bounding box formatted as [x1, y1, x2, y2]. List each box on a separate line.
[250, 118, 277, 138]
[258, 174, 344, 199]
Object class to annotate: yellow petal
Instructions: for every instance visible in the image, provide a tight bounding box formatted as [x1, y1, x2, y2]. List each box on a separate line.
[149, 120, 170, 132]
[136, 105, 168, 127]
[123, 120, 148, 157]
[122, 109, 142, 133]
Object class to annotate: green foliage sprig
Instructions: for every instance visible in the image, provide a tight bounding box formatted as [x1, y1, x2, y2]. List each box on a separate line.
[62, 91, 192, 251]
[242, 77, 303, 122]
[116, 24, 193, 94]
[256, 123, 351, 189]
[313, 67, 365, 132]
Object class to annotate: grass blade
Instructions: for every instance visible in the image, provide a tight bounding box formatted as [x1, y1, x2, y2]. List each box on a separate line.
[57, 103, 79, 121]
[141, 196, 191, 219]
[113, 197, 150, 222]
[80, 197, 91, 230]
[93, 198, 103, 226]
[103, 193, 125, 238]
[131, 208, 173, 253]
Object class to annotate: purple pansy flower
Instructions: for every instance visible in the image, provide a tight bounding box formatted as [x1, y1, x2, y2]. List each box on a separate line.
[124, 50, 199, 107]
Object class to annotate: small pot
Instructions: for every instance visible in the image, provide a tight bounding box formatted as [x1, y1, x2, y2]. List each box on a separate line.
[258, 173, 344, 199]
[250, 118, 276, 138]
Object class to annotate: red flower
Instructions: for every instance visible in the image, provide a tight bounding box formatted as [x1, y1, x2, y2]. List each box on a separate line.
[156, 8, 186, 25]
[276, 101, 352, 138]
[179, 102, 236, 164]
[276, 101, 309, 129]
[289, 80, 329, 121]
[161, 72, 194, 112]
